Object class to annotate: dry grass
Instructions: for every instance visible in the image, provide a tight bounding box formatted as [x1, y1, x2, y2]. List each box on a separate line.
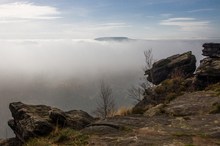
[113, 106, 132, 116]
[25, 128, 89, 146]
[205, 82, 220, 96]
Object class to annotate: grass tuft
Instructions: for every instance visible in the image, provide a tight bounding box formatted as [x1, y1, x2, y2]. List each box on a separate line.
[113, 106, 132, 116]
[25, 128, 89, 146]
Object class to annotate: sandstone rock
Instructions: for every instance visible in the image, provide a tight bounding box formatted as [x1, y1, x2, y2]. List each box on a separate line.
[144, 104, 165, 117]
[8, 102, 54, 142]
[65, 110, 95, 129]
[85, 114, 220, 146]
[49, 108, 95, 130]
[202, 43, 220, 58]
[196, 57, 220, 85]
[8, 102, 94, 143]
[145, 51, 196, 85]
[0, 138, 22, 146]
[49, 108, 67, 126]
[165, 91, 220, 116]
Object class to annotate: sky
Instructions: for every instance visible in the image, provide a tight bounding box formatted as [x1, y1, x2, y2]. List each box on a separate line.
[0, 0, 219, 39]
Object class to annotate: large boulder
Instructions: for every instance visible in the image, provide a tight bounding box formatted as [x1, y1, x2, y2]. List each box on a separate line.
[196, 57, 220, 84]
[145, 51, 196, 85]
[8, 102, 94, 143]
[8, 102, 54, 142]
[195, 43, 220, 86]
[202, 43, 220, 58]
[49, 108, 95, 130]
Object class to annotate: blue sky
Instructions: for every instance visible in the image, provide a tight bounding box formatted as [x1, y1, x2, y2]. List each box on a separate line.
[0, 0, 219, 39]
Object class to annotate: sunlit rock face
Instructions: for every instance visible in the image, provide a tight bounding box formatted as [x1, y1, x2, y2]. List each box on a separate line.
[145, 51, 196, 85]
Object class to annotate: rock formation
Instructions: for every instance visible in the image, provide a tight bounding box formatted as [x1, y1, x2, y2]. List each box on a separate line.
[134, 51, 197, 113]
[7, 102, 94, 143]
[145, 51, 196, 85]
[202, 43, 220, 57]
[196, 43, 220, 86]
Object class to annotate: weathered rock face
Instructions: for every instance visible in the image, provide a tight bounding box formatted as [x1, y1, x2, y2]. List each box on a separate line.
[49, 108, 95, 130]
[145, 51, 196, 85]
[202, 43, 220, 58]
[196, 58, 220, 83]
[196, 43, 220, 86]
[165, 91, 220, 116]
[8, 102, 94, 143]
[8, 102, 54, 142]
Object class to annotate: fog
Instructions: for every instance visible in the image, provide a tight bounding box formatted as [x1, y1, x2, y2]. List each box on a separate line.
[0, 39, 216, 138]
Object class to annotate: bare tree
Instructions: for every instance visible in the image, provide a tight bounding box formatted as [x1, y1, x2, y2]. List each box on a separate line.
[127, 83, 145, 103]
[143, 48, 155, 87]
[128, 49, 154, 103]
[144, 49, 154, 71]
[94, 80, 115, 119]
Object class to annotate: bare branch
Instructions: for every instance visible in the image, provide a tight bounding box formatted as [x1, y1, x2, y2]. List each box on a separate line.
[93, 80, 115, 119]
[144, 49, 153, 71]
[128, 49, 155, 104]
[127, 85, 144, 103]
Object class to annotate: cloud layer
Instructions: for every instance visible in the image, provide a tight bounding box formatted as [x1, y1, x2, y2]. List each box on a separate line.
[160, 17, 210, 31]
[0, 2, 60, 23]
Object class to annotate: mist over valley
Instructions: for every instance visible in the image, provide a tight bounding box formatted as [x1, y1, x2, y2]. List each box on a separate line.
[0, 38, 217, 138]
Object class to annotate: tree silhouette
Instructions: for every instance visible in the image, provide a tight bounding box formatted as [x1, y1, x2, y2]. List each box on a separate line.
[93, 80, 115, 118]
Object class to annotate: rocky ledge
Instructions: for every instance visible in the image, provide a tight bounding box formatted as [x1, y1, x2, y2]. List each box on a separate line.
[4, 102, 94, 144]
[83, 90, 220, 145]
[2, 90, 219, 146]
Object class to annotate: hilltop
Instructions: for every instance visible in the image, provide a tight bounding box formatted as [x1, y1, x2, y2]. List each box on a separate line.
[94, 37, 134, 42]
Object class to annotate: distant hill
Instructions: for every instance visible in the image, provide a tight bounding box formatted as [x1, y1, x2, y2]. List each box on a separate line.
[94, 37, 134, 42]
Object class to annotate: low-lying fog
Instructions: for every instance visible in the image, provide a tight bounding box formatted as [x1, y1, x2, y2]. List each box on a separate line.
[0, 39, 215, 138]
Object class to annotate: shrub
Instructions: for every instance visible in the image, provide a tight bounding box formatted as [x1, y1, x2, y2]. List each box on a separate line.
[154, 77, 189, 103]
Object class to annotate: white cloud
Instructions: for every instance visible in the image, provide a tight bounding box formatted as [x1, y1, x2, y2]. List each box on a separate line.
[0, 2, 60, 23]
[95, 23, 132, 29]
[160, 17, 210, 31]
[188, 8, 214, 13]
[160, 13, 172, 17]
